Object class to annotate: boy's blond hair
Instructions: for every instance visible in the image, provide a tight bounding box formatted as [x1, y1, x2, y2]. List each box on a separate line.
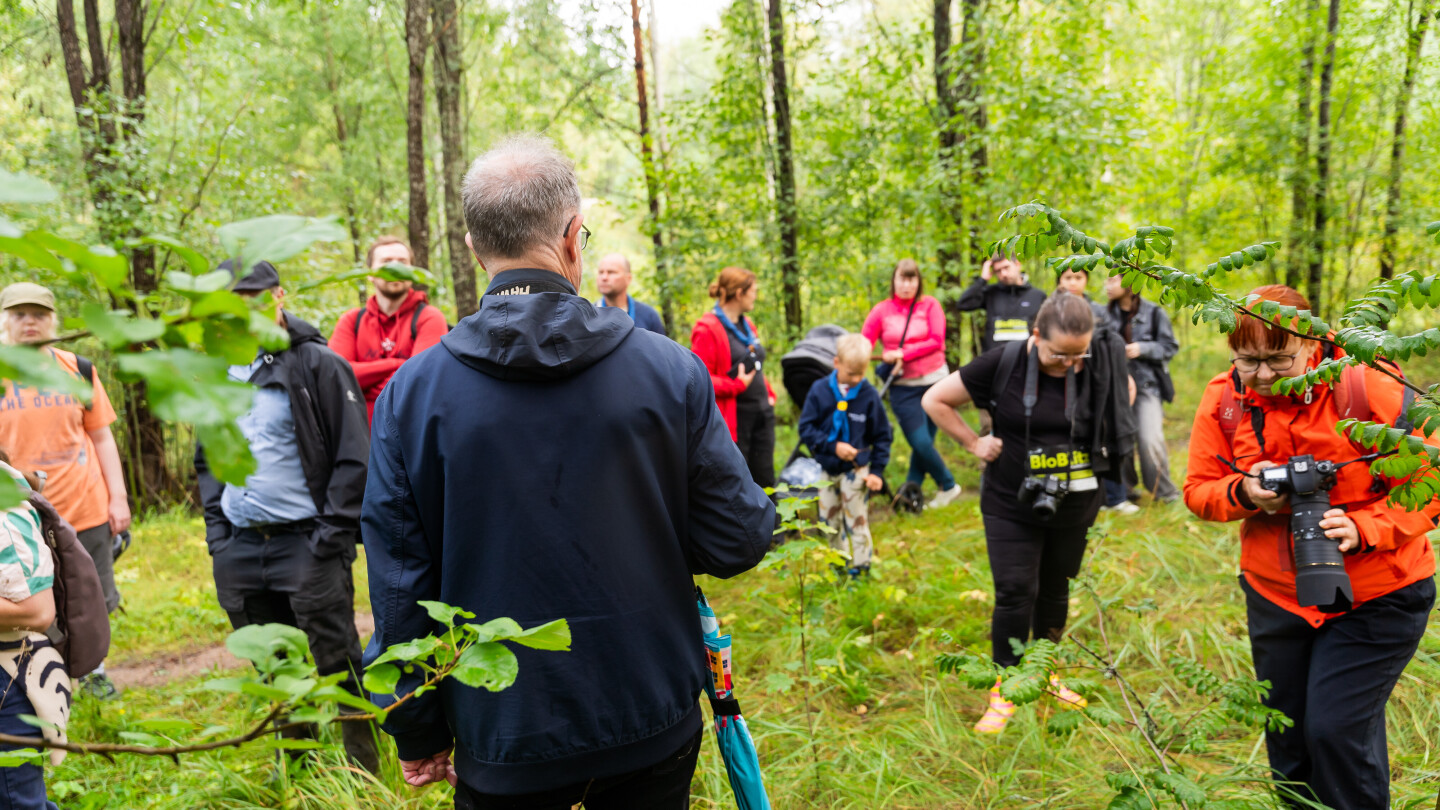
[835, 333, 871, 370]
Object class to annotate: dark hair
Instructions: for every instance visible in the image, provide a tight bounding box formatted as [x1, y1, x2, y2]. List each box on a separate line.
[891, 259, 923, 299]
[709, 266, 756, 303]
[366, 236, 411, 269]
[1058, 265, 1090, 278]
[1229, 284, 1312, 353]
[1034, 291, 1095, 339]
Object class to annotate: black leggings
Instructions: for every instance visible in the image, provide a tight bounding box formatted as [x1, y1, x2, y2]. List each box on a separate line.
[735, 403, 775, 489]
[983, 515, 1091, 667]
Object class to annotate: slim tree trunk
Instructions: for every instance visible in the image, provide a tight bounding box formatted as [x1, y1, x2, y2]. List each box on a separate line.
[432, 0, 476, 317]
[933, 0, 963, 289]
[959, 0, 988, 265]
[647, 0, 669, 159]
[630, 0, 672, 335]
[405, 0, 431, 272]
[1378, 0, 1431, 279]
[766, 0, 801, 334]
[1309, 0, 1340, 311]
[1288, 0, 1319, 288]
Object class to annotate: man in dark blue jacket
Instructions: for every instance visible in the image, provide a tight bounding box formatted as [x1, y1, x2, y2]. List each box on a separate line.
[362, 135, 775, 809]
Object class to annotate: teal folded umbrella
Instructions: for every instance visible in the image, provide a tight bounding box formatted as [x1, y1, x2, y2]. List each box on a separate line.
[697, 587, 771, 810]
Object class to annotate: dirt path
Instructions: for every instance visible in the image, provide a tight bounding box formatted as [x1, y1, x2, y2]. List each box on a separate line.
[109, 612, 375, 691]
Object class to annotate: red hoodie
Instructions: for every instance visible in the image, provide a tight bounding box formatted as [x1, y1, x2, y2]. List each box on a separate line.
[329, 289, 448, 423]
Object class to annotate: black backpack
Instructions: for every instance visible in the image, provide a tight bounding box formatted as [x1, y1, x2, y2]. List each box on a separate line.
[352, 302, 430, 346]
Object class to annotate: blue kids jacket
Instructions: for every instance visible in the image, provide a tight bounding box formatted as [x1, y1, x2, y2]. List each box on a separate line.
[798, 374, 893, 477]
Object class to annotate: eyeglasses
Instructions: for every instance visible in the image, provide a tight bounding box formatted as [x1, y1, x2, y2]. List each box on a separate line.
[564, 216, 592, 252]
[1231, 354, 1298, 373]
[1042, 350, 1091, 363]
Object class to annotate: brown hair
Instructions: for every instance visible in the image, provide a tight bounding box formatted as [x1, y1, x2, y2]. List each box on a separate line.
[1034, 291, 1095, 339]
[891, 259, 923, 299]
[1228, 284, 1311, 353]
[709, 266, 756, 303]
[366, 236, 412, 269]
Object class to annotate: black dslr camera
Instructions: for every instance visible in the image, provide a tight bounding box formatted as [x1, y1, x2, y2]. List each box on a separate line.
[1258, 454, 1353, 612]
[1017, 475, 1069, 520]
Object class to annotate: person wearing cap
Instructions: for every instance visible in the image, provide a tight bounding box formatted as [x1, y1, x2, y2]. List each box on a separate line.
[0, 282, 129, 701]
[327, 237, 450, 424]
[595, 252, 668, 337]
[192, 259, 378, 772]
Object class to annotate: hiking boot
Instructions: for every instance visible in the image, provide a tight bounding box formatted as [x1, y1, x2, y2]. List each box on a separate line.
[928, 485, 962, 509]
[340, 711, 382, 774]
[974, 678, 1015, 735]
[78, 673, 118, 701]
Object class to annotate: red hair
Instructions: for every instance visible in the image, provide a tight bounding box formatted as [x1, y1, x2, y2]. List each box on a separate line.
[1228, 284, 1312, 353]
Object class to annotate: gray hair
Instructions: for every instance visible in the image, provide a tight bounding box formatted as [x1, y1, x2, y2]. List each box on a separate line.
[461, 135, 582, 261]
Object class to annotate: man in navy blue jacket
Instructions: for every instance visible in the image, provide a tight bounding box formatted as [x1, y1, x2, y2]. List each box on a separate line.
[361, 135, 775, 809]
[797, 334, 892, 577]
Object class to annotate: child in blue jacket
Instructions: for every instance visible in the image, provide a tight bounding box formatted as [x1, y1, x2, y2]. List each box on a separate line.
[798, 333, 893, 576]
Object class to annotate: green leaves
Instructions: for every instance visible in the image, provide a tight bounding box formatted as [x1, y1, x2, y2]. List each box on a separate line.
[0, 345, 93, 403]
[295, 261, 437, 293]
[1427, 221, 1440, 244]
[216, 215, 348, 267]
[81, 303, 167, 348]
[452, 642, 520, 691]
[0, 170, 58, 204]
[1203, 242, 1279, 277]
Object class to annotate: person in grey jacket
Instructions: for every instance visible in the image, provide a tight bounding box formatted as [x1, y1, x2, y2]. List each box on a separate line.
[1105, 274, 1180, 503]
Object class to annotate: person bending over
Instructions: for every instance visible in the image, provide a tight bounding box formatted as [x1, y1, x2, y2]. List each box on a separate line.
[923, 291, 1134, 734]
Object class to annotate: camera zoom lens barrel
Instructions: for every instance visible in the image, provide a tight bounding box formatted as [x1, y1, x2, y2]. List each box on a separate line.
[1289, 491, 1353, 612]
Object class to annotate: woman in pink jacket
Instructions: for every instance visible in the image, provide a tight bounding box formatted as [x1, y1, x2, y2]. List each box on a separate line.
[862, 260, 961, 508]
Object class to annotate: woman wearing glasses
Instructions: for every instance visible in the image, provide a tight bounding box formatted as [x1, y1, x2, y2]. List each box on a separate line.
[691, 267, 777, 488]
[1184, 285, 1436, 810]
[923, 291, 1135, 733]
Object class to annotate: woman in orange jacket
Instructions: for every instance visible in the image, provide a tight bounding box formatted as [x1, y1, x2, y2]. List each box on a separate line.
[1184, 285, 1436, 810]
[691, 267, 777, 488]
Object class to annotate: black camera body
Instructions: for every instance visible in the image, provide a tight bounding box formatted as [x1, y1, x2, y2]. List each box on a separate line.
[1017, 474, 1069, 520]
[1258, 454, 1353, 612]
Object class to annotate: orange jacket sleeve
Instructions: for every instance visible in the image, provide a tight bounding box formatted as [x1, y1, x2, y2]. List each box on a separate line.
[690, 319, 748, 399]
[1184, 373, 1257, 523]
[1344, 366, 1440, 552]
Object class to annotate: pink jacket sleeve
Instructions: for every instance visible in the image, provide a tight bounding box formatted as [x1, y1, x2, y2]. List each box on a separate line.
[900, 297, 946, 362]
[861, 303, 887, 349]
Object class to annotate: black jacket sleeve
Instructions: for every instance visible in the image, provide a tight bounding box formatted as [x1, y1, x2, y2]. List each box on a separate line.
[955, 276, 990, 313]
[312, 348, 371, 552]
[193, 443, 232, 549]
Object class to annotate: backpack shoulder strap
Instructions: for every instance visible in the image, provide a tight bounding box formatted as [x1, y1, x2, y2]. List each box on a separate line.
[1217, 368, 1245, 445]
[351, 308, 365, 339]
[411, 301, 425, 342]
[75, 355, 95, 385]
[989, 340, 1027, 413]
[1334, 363, 1370, 424]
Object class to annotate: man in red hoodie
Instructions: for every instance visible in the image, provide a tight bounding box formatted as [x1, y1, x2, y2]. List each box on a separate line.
[329, 237, 449, 423]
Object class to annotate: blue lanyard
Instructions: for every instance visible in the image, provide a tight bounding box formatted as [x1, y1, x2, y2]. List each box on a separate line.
[825, 371, 862, 444]
[599, 295, 635, 319]
[714, 305, 756, 349]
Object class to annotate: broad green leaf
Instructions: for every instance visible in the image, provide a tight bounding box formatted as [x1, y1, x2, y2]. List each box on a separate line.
[188, 290, 251, 320]
[369, 636, 444, 667]
[166, 270, 234, 298]
[217, 214, 348, 266]
[80, 303, 167, 349]
[0, 479, 27, 511]
[133, 235, 208, 274]
[470, 617, 525, 643]
[117, 348, 254, 426]
[195, 422, 256, 485]
[225, 623, 313, 668]
[509, 619, 572, 651]
[0, 230, 64, 273]
[295, 261, 437, 293]
[0, 749, 43, 767]
[451, 641, 519, 692]
[418, 601, 477, 626]
[26, 232, 128, 293]
[202, 317, 261, 365]
[362, 663, 401, 694]
[0, 344, 92, 403]
[0, 170, 58, 204]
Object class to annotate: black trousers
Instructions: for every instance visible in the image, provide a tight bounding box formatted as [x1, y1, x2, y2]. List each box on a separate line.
[1243, 575, 1434, 810]
[983, 515, 1090, 667]
[212, 524, 364, 687]
[735, 403, 775, 489]
[453, 729, 702, 810]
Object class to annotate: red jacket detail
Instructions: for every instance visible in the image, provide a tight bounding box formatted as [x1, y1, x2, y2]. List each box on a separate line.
[329, 289, 448, 423]
[1184, 358, 1438, 627]
[689, 311, 776, 441]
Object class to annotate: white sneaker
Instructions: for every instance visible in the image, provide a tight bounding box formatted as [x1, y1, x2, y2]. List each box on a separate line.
[928, 485, 962, 509]
[1101, 501, 1140, 516]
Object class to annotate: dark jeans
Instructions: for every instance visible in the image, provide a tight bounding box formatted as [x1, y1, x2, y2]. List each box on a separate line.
[888, 384, 955, 490]
[735, 403, 775, 489]
[0, 668, 58, 810]
[212, 524, 363, 686]
[453, 729, 702, 810]
[983, 515, 1091, 667]
[1243, 575, 1434, 810]
[1103, 479, 1128, 507]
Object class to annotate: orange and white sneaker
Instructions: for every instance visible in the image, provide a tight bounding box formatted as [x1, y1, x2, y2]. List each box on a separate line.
[1048, 674, 1087, 709]
[974, 679, 1016, 734]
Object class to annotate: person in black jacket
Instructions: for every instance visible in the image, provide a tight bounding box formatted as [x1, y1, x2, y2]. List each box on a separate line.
[798, 333, 893, 578]
[923, 291, 1135, 735]
[362, 135, 775, 809]
[955, 255, 1049, 355]
[194, 259, 376, 772]
[1105, 275, 1181, 504]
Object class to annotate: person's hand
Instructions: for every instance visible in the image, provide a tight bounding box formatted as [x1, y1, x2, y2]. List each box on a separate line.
[968, 435, 1003, 462]
[109, 496, 132, 536]
[882, 349, 904, 365]
[864, 474, 884, 491]
[401, 749, 457, 788]
[735, 365, 757, 388]
[768, 392, 776, 407]
[980, 259, 994, 282]
[1125, 343, 1142, 360]
[1243, 462, 1288, 514]
[835, 442, 859, 462]
[1320, 508, 1360, 553]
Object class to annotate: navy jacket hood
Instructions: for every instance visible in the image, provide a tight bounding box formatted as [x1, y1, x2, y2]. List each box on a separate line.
[442, 268, 633, 382]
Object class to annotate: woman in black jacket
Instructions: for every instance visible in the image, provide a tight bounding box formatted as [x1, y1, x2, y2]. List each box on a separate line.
[923, 291, 1133, 734]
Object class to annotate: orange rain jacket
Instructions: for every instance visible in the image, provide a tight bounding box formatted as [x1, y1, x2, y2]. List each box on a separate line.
[1184, 354, 1438, 627]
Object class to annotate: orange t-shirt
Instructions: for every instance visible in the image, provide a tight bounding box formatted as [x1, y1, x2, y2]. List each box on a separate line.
[0, 348, 117, 532]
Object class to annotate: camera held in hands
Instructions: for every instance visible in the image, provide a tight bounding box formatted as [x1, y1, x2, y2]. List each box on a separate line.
[1258, 454, 1353, 612]
[1017, 474, 1069, 520]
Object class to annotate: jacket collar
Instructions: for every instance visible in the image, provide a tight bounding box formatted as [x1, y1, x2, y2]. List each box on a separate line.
[484, 268, 576, 297]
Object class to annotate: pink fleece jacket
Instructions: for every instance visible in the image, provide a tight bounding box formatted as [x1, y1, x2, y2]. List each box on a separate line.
[861, 294, 947, 379]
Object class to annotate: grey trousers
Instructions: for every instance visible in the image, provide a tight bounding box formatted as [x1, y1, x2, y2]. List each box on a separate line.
[76, 523, 120, 613]
[1122, 391, 1180, 502]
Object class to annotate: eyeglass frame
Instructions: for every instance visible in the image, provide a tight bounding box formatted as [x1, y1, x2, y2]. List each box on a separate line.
[1230, 354, 1300, 373]
[563, 216, 592, 252]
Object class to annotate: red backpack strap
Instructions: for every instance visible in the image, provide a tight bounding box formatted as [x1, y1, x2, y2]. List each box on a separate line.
[1217, 368, 1245, 444]
[1333, 363, 1370, 423]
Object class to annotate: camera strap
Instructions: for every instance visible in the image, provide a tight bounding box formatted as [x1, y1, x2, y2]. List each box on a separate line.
[1022, 344, 1078, 483]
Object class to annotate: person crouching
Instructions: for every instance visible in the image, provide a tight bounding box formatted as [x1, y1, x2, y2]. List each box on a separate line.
[798, 333, 893, 578]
